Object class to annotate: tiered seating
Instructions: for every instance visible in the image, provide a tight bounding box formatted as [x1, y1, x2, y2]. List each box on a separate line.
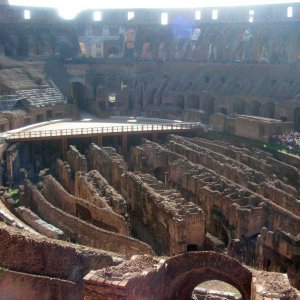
[0, 94, 20, 111]
[15, 79, 66, 108]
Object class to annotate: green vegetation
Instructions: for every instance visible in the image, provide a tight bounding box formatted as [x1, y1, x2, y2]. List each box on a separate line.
[0, 265, 6, 278]
[8, 188, 19, 206]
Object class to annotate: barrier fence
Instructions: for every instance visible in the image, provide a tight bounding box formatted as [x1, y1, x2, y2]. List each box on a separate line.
[6, 122, 202, 140]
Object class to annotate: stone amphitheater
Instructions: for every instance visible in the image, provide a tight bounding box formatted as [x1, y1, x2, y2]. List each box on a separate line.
[0, 1, 299, 299]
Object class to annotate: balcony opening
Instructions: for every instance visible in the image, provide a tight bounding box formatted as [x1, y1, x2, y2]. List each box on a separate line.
[249, 9, 254, 22]
[287, 6, 293, 18]
[212, 9, 218, 20]
[128, 11, 134, 20]
[93, 11, 102, 21]
[195, 10, 201, 20]
[24, 9, 31, 20]
[161, 12, 168, 25]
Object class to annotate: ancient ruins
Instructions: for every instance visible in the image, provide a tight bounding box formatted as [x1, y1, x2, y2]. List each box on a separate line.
[0, 0, 299, 299]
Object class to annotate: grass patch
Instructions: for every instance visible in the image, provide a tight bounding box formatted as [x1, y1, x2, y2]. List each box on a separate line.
[8, 188, 19, 206]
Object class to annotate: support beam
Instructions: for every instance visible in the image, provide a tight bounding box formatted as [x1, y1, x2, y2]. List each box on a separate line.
[93, 135, 102, 147]
[61, 138, 68, 161]
[152, 132, 158, 143]
[122, 134, 128, 153]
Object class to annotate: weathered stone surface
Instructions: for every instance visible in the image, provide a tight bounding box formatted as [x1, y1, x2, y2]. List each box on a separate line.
[121, 171, 205, 255]
[24, 180, 153, 257]
[42, 175, 129, 235]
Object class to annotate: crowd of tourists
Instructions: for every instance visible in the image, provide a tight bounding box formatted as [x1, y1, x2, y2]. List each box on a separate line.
[270, 130, 300, 155]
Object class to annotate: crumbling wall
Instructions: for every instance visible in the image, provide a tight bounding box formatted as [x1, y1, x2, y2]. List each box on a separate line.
[67, 145, 87, 173]
[56, 159, 73, 193]
[42, 175, 129, 235]
[0, 222, 120, 282]
[131, 139, 300, 278]
[121, 171, 204, 255]
[24, 181, 152, 257]
[75, 170, 127, 216]
[0, 269, 82, 300]
[256, 228, 300, 289]
[15, 206, 67, 240]
[87, 144, 127, 191]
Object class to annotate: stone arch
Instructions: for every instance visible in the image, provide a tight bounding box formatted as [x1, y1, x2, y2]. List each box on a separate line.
[232, 99, 246, 114]
[71, 82, 86, 109]
[294, 107, 300, 131]
[263, 101, 275, 118]
[56, 40, 73, 58]
[162, 252, 252, 300]
[107, 46, 119, 58]
[186, 95, 200, 110]
[175, 95, 185, 110]
[248, 100, 262, 116]
[203, 95, 215, 115]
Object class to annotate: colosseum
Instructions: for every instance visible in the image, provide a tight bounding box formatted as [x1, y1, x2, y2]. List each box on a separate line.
[0, 0, 299, 299]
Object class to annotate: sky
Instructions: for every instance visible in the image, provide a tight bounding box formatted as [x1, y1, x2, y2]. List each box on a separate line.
[9, 0, 300, 19]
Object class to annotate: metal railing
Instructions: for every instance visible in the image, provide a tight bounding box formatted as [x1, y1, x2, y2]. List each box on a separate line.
[6, 122, 202, 140]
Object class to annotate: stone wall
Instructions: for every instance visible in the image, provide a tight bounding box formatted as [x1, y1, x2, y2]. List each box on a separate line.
[24, 181, 152, 257]
[56, 159, 73, 193]
[0, 222, 121, 282]
[67, 145, 87, 173]
[121, 171, 205, 255]
[42, 175, 129, 235]
[166, 135, 300, 216]
[87, 144, 127, 191]
[84, 252, 254, 300]
[0, 269, 82, 300]
[75, 170, 127, 216]
[256, 228, 300, 289]
[131, 139, 300, 278]
[84, 252, 299, 300]
[15, 206, 67, 240]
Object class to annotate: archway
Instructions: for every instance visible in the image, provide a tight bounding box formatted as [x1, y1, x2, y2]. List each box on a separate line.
[57, 41, 73, 58]
[187, 95, 200, 110]
[232, 99, 246, 114]
[176, 95, 185, 110]
[248, 100, 261, 116]
[203, 95, 215, 115]
[164, 252, 252, 300]
[294, 107, 300, 131]
[263, 102, 275, 119]
[107, 47, 119, 58]
[194, 280, 241, 299]
[71, 82, 85, 109]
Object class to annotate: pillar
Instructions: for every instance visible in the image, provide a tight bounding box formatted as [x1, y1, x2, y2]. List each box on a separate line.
[61, 138, 68, 161]
[122, 133, 128, 153]
[93, 135, 102, 147]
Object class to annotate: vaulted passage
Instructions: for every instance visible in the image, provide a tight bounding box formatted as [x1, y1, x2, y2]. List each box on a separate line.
[162, 252, 252, 300]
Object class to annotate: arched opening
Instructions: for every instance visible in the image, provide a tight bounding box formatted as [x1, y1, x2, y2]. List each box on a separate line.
[211, 207, 230, 247]
[203, 95, 215, 115]
[107, 47, 119, 58]
[71, 82, 85, 109]
[57, 41, 72, 58]
[248, 100, 261, 116]
[263, 102, 275, 119]
[220, 107, 228, 115]
[108, 92, 117, 108]
[187, 244, 199, 252]
[232, 99, 245, 114]
[165, 252, 252, 300]
[153, 167, 165, 183]
[187, 95, 200, 110]
[294, 107, 300, 131]
[193, 280, 242, 299]
[176, 95, 185, 110]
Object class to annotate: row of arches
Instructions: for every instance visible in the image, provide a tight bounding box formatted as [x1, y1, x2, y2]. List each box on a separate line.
[0, 26, 77, 57]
